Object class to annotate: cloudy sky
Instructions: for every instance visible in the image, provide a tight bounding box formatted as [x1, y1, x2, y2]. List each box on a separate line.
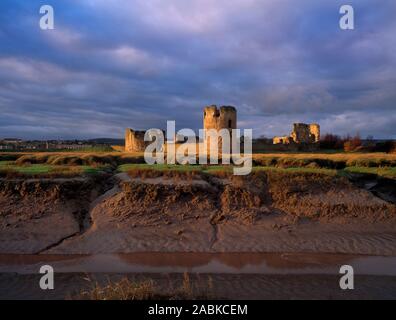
[0, 0, 395, 140]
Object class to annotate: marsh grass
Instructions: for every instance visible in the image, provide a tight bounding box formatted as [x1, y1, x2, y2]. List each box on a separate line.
[125, 165, 202, 183]
[7, 152, 146, 167]
[0, 162, 103, 178]
[252, 166, 338, 176]
[76, 273, 214, 300]
[121, 162, 396, 180]
[122, 163, 237, 180]
[344, 166, 396, 178]
[1, 151, 396, 179]
[122, 163, 338, 175]
[253, 152, 396, 169]
[3, 151, 396, 169]
[119, 163, 202, 172]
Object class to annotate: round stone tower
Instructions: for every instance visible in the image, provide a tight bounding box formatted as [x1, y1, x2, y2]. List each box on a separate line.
[203, 105, 237, 131]
[203, 105, 237, 155]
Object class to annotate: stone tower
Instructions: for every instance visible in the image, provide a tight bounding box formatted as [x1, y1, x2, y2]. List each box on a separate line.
[203, 105, 237, 154]
[309, 123, 320, 142]
[203, 105, 237, 132]
[125, 129, 147, 152]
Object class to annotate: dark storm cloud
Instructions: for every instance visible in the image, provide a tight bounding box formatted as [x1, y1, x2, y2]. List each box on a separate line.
[0, 0, 395, 139]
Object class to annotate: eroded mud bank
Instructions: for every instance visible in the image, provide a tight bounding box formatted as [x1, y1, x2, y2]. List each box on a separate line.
[1, 171, 396, 254]
[0, 176, 110, 253]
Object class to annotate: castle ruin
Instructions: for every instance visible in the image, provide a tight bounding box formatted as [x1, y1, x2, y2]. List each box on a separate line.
[273, 136, 292, 145]
[203, 105, 237, 132]
[124, 106, 320, 153]
[125, 129, 148, 152]
[203, 105, 237, 153]
[308, 123, 320, 142]
[273, 123, 320, 145]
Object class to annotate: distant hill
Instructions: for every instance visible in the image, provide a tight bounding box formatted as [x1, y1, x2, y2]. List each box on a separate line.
[88, 138, 124, 145]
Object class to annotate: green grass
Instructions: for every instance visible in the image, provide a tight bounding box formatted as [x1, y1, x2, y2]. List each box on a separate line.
[119, 163, 396, 179]
[201, 165, 234, 173]
[344, 166, 396, 178]
[118, 163, 204, 172]
[3, 151, 396, 169]
[2, 158, 396, 179]
[119, 163, 336, 176]
[82, 166, 103, 174]
[253, 166, 396, 178]
[15, 164, 53, 174]
[253, 166, 338, 175]
[118, 163, 240, 174]
[0, 162, 102, 176]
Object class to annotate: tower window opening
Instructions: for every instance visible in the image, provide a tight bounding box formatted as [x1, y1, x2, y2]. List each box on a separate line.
[228, 120, 232, 128]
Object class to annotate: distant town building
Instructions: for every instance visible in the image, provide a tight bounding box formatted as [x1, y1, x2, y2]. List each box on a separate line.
[0, 139, 94, 151]
[2, 138, 23, 144]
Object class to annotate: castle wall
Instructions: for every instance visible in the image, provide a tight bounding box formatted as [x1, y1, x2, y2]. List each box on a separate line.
[309, 123, 320, 142]
[273, 123, 320, 148]
[291, 123, 312, 143]
[203, 105, 237, 154]
[273, 136, 292, 145]
[125, 129, 147, 152]
[203, 105, 236, 131]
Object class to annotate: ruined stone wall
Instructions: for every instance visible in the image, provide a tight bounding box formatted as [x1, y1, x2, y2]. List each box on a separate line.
[290, 123, 313, 143]
[273, 136, 292, 145]
[203, 105, 237, 154]
[309, 123, 320, 142]
[273, 123, 320, 146]
[203, 105, 237, 131]
[125, 129, 147, 152]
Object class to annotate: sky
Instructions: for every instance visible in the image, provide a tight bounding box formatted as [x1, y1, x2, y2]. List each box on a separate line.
[0, 0, 395, 140]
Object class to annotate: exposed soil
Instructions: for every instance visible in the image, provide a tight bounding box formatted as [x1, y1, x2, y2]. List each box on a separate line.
[346, 173, 396, 205]
[1, 171, 396, 255]
[0, 175, 110, 254]
[266, 172, 396, 223]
